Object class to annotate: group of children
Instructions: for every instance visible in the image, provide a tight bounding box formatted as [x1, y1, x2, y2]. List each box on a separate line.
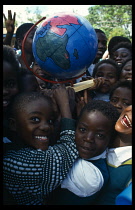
[3, 14, 132, 205]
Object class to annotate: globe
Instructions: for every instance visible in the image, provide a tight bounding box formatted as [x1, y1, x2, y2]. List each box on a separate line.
[32, 12, 98, 79]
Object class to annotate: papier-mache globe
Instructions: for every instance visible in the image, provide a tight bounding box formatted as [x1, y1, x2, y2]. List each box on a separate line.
[32, 12, 98, 79]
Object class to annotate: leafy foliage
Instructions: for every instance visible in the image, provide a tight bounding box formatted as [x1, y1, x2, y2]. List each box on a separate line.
[25, 7, 43, 23]
[85, 5, 132, 41]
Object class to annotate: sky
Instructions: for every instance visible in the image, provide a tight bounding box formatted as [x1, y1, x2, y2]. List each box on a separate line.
[3, 5, 93, 25]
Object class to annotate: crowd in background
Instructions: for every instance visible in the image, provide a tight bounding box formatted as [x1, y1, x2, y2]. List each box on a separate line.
[3, 10, 132, 205]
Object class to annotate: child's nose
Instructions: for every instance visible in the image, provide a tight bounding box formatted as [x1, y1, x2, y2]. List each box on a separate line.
[115, 101, 122, 109]
[39, 122, 50, 131]
[84, 132, 95, 143]
[116, 55, 122, 61]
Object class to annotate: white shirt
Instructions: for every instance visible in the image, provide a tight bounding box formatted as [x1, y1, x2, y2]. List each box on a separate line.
[61, 150, 107, 197]
[107, 146, 132, 167]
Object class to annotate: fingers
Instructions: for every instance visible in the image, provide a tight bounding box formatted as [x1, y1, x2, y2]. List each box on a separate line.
[13, 12, 16, 22]
[80, 76, 93, 82]
[93, 77, 105, 88]
[52, 83, 66, 90]
[83, 90, 88, 104]
[3, 13, 6, 20]
[8, 10, 12, 20]
[3, 10, 16, 22]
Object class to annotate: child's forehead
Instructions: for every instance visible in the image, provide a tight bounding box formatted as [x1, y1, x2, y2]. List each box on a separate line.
[16, 97, 52, 115]
[115, 47, 130, 53]
[79, 110, 113, 127]
[98, 62, 115, 69]
[82, 109, 106, 119]
[123, 60, 132, 67]
[113, 86, 132, 95]
[97, 63, 117, 74]
[25, 97, 51, 106]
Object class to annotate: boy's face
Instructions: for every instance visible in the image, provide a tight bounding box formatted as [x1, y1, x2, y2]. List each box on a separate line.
[95, 63, 118, 93]
[115, 105, 132, 135]
[3, 61, 19, 113]
[32, 62, 48, 78]
[96, 32, 107, 60]
[113, 48, 132, 66]
[75, 110, 113, 159]
[13, 98, 54, 151]
[20, 27, 37, 53]
[110, 87, 132, 114]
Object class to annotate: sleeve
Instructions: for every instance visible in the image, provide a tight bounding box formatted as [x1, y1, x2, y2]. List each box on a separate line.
[3, 118, 79, 204]
[61, 159, 104, 197]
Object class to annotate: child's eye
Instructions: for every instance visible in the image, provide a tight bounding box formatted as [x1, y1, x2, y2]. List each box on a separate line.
[121, 53, 128, 58]
[96, 133, 105, 139]
[95, 73, 103, 78]
[48, 119, 54, 125]
[110, 98, 118, 103]
[79, 127, 86, 132]
[123, 102, 131, 106]
[30, 117, 40, 122]
[108, 75, 115, 79]
[123, 68, 131, 72]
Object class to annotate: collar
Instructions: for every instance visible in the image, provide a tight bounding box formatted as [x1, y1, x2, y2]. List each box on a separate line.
[107, 146, 132, 167]
[87, 149, 107, 161]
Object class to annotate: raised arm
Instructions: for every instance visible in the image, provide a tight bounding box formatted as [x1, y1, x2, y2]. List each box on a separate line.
[3, 10, 16, 46]
[52, 84, 73, 119]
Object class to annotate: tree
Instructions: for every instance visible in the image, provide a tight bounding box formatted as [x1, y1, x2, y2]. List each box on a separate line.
[108, 27, 127, 42]
[25, 6, 43, 23]
[85, 5, 132, 41]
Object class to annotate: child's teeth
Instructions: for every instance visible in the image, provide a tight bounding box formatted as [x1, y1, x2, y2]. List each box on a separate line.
[125, 115, 132, 127]
[35, 136, 48, 140]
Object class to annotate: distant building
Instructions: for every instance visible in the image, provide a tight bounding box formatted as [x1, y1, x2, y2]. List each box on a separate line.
[3, 27, 17, 47]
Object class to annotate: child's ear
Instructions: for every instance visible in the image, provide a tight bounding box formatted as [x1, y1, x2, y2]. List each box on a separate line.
[9, 118, 17, 132]
[16, 38, 22, 49]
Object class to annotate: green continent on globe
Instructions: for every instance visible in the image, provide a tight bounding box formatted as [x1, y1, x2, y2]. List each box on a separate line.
[36, 31, 70, 70]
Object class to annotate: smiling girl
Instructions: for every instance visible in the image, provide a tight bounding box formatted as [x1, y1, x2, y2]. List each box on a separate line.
[115, 105, 132, 136]
[110, 42, 132, 66]
[96, 105, 132, 205]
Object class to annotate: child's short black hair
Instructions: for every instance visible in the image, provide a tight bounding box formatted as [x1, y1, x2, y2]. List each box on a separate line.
[9, 92, 53, 118]
[78, 100, 120, 124]
[92, 59, 121, 79]
[111, 42, 132, 55]
[94, 28, 106, 36]
[16, 23, 34, 40]
[3, 45, 19, 72]
[108, 36, 131, 55]
[109, 80, 132, 100]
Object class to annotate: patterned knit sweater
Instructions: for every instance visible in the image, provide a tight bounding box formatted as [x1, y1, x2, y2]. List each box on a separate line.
[3, 118, 78, 205]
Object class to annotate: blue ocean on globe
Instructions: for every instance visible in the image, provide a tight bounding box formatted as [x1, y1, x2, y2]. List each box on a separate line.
[32, 13, 98, 79]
